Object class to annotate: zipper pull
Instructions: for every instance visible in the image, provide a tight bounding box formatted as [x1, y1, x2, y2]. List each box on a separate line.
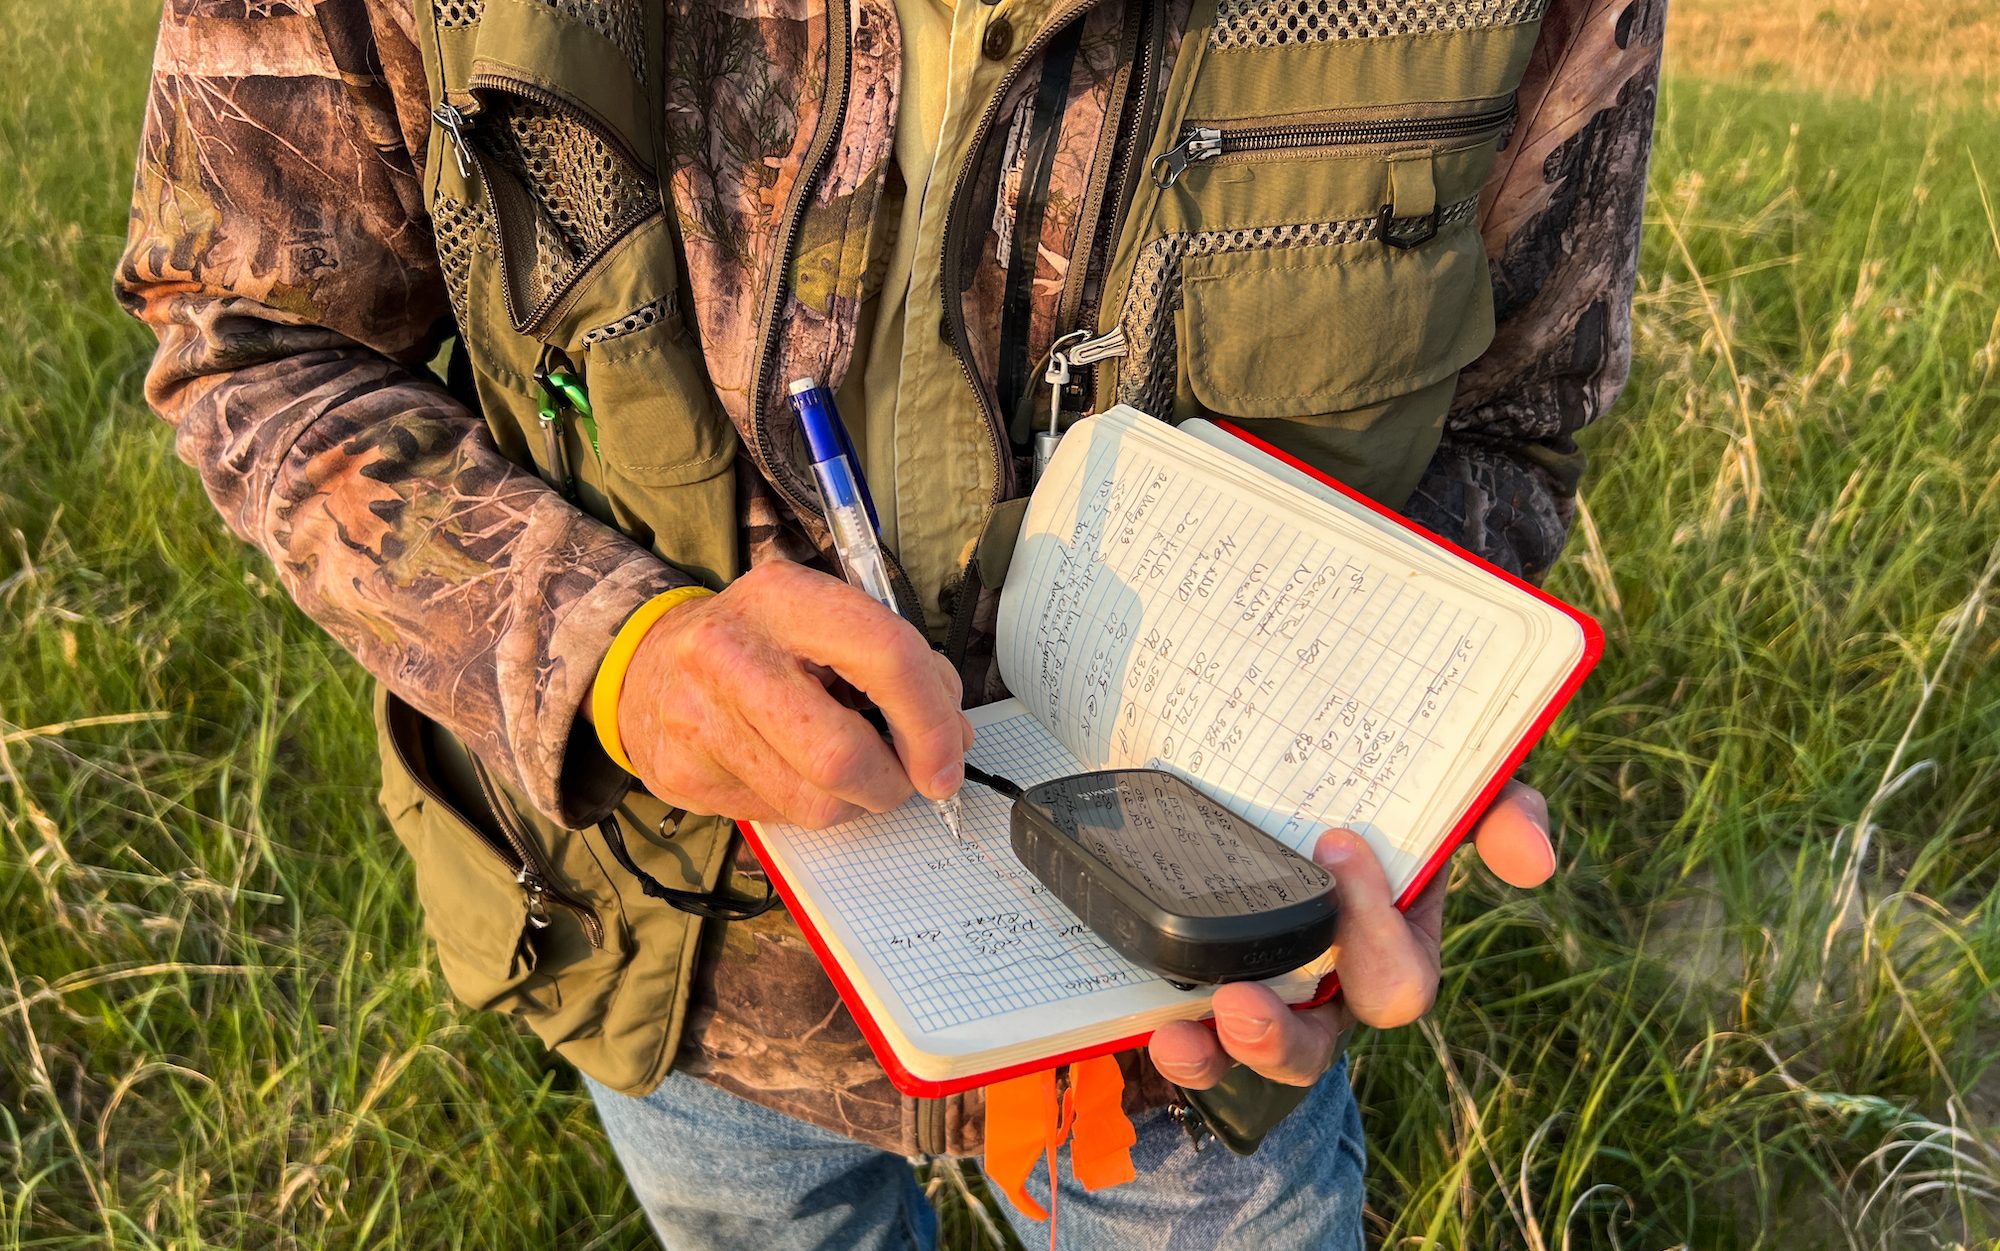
[516, 868, 554, 929]
[1150, 127, 1223, 189]
[432, 102, 475, 179]
[1066, 325, 1128, 370]
[1036, 340, 1080, 486]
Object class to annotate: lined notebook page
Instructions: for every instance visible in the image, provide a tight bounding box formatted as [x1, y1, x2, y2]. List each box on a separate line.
[997, 410, 1536, 892]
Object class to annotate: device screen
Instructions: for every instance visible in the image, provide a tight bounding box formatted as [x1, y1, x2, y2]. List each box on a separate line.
[1033, 771, 1333, 918]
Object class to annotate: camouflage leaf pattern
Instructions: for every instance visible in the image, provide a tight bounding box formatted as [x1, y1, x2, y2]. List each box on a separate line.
[117, 0, 684, 829]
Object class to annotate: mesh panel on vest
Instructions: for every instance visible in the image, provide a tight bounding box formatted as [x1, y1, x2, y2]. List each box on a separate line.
[435, 0, 484, 27]
[582, 293, 676, 348]
[433, 1, 640, 71]
[1210, 0, 1547, 48]
[486, 100, 658, 309]
[1116, 199, 1479, 416]
[432, 194, 493, 330]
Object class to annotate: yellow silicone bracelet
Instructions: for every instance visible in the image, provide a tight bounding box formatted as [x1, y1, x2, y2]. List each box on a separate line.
[592, 585, 716, 776]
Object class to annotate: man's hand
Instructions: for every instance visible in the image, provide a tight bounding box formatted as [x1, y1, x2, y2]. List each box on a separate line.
[614, 561, 975, 828]
[1148, 781, 1553, 1088]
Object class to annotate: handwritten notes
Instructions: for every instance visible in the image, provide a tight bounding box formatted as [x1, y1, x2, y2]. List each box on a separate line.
[753, 411, 1577, 1072]
[1000, 418, 1520, 889]
[775, 712, 1156, 1036]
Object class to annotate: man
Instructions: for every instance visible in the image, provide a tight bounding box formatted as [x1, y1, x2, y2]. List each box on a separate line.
[118, 0, 1664, 1244]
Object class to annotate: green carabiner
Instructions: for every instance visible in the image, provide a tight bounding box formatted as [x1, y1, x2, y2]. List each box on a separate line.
[532, 378, 577, 501]
[544, 368, 600, 462]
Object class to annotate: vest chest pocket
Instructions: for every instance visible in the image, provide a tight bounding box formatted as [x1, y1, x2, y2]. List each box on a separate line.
[1180, 213, 1493, 416]
[1168, 195, 1495, 506]
[1112, 132, 1503, 506]
[422, 0, 740, 584]
[1094, 0, 1546, 506]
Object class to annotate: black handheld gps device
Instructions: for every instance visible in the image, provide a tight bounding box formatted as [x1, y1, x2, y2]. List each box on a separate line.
[999, 768, 1339, 986]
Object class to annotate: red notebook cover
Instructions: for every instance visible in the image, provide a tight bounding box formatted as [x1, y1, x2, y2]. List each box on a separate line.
[736, 419, 1603, 1098]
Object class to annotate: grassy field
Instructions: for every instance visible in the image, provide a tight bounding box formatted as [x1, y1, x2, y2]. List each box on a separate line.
[3, 2, 1998, 1248]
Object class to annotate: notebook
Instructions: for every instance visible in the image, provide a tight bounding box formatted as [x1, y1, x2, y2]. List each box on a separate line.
[736, 406, 1601, 1096]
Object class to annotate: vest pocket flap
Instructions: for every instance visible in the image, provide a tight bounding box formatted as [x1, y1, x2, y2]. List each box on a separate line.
[465, 0, 653, 168]
[586, 314, 738, 487]
[1179, 217, 1495, 420]
[373, 690, 546, 1007]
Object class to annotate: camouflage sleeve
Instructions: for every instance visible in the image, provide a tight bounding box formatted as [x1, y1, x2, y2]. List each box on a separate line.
[114, 0, 686, 827]
[1406, 0, 1667, 583]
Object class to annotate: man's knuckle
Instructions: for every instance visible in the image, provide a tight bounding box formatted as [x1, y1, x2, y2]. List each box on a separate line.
[674, 611, 735, 664]
[881, 624, 925, 664]
[1371, 971, 1436, 1027]
[745, 560, 797, 591]
[803, 731, 869, 791]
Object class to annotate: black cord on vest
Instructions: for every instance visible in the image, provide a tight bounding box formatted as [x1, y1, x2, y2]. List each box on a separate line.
[597, 818, 780, 921]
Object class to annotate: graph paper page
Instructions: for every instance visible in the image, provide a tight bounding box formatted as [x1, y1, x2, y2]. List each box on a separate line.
[748, 701, 1303, 1070]
[998, 409, 1559, 894]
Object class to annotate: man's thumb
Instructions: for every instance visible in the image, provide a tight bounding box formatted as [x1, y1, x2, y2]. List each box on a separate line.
[1313, 829, 1395, 915]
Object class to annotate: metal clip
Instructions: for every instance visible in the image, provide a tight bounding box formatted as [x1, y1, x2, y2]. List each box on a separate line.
[1032, 327, 1127, 485]
[516, 868, 553, 929]
[1167, 1099, 1213, 1152]
[533, 350, 583, 500]
[431, 103, 475, 179]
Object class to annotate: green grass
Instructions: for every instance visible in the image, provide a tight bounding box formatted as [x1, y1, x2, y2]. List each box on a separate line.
[4, 3, 1999, 1248]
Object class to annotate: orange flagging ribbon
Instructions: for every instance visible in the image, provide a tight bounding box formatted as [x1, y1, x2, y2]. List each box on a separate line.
[984, 1058, 1138, 1224]
[1067, 1056, 1138, 1191]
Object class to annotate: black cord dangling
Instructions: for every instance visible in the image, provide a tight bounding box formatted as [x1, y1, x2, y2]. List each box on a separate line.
[597, 819, 780, 921]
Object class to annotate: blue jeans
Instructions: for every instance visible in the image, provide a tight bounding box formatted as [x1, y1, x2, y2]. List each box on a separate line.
[586, 1061, 1366, 1250]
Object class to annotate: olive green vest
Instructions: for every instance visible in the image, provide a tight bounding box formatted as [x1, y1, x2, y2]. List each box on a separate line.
[379, 0, 1548, 1103]
[382, 0, 747, 1097]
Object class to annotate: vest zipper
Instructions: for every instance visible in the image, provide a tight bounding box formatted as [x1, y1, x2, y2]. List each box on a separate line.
[429, 96, 654, 338]
[747, 0, 851, 520]
[463, 69, 655, 174]
[939, 0, 1113, 500]
[935, 0, 1109, 665]
[1061, 0, 1162, 347]
[466, 754, 606, 948]
[385, 704, 605, 947]
[1017, 0, 1158, 454]
[741, 0, 926, 625]
[1150, 98, 1519, 188]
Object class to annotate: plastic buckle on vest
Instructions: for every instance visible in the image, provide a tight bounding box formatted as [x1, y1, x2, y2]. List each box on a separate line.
[1378, 202, 1441, 251]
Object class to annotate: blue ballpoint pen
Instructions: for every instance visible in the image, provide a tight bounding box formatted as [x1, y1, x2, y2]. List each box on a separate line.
[787, 377, 964, 837]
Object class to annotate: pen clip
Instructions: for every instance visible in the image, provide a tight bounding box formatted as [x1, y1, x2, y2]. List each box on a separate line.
[829, 393, 880, 532]
[791, 377, 880, 532]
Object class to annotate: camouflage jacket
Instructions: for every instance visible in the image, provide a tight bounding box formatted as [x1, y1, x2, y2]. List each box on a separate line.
[118, 0, 1665, 1155]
